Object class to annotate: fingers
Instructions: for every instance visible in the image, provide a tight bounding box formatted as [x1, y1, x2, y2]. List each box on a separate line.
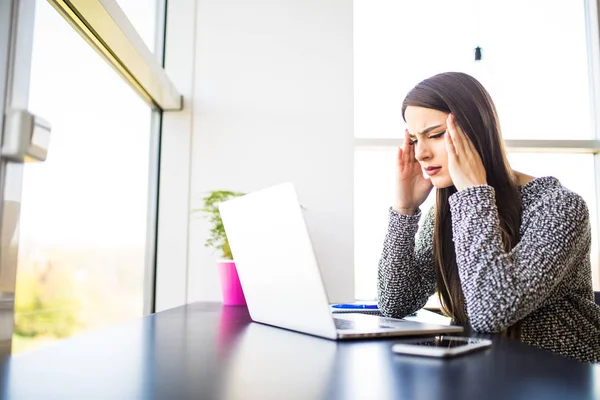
[397, 130, 408, 166]
[448, 114, 481, 162]
[465, 132, 478, 155]
[445, 126, 457, 157]
[447, 113, 479, 157]
[397, 144, 404, 166]
[397, 130, 409, 167]
[446, 114, 465, 157]
[403, 129, 411, 155]
[403, 129, 417, 163]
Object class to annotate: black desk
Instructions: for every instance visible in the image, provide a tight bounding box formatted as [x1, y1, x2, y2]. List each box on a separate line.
[1, 302, 598, 399]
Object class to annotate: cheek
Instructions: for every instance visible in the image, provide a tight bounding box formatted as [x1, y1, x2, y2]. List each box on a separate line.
[431, 141, 448, 167]
[430, 142, 452, 188]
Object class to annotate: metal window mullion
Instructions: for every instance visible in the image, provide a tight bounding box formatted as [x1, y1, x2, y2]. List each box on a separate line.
[144, 109, 161, 316]
[585, 0, 600, 288]
[586, 0, 600, 140]
[354, 138, 600, 153]
[0, 0, 37, 349]
[143, 0, 168, 315]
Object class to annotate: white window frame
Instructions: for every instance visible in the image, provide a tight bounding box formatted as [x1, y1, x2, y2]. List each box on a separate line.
[587, 0, 600, 287]
[20, 0, 184, 314]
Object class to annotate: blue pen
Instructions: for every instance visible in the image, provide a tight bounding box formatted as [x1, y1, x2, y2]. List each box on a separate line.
[331, 304, 379, 309]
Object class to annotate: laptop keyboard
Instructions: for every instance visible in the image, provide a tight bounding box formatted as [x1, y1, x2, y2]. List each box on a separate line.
[333, 318, 356, 330]
[331, 309, 382, 316]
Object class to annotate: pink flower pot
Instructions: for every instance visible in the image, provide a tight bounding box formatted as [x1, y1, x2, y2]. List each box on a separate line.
[218, 261, 246, 306]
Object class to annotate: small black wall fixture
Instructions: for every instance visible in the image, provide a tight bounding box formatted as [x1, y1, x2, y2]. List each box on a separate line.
[474, 46, 482, 61]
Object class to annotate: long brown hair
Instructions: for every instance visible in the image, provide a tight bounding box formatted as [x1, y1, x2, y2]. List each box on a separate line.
[401, 72, 522, 338]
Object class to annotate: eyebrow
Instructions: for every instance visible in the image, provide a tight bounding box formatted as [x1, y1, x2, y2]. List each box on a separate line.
[408, 124, 443, 138]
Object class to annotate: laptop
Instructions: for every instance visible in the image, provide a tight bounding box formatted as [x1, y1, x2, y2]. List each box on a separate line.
[218, 182, 463, 339]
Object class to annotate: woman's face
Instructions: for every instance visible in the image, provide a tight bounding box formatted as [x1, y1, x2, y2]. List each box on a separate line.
[404, 106, 453, 188]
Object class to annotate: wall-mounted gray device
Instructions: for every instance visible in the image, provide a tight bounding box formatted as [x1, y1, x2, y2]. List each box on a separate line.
[2, 109, 51, 162]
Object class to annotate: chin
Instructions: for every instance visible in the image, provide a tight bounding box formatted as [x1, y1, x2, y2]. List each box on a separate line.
[430, 176, 454, 189]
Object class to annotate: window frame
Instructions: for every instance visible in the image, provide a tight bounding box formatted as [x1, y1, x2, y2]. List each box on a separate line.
[48, 0, 181, 314]
[3, 0, 179, 318]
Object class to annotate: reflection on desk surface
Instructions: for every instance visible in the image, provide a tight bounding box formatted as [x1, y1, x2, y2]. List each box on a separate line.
[222, 323, 336, 400]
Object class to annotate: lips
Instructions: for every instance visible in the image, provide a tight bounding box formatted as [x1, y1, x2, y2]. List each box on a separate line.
[424, 167, 442, 176]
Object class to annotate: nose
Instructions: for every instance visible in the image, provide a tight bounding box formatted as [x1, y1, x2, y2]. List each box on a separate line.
[414, 141, 432, 162]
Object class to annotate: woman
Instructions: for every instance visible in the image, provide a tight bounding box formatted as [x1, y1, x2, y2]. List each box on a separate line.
[378, 72, 600, 363]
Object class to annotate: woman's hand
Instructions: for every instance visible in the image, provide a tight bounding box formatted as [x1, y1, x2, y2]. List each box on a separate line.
[445, 114, 487, 191]
[394, 129, 434, 215]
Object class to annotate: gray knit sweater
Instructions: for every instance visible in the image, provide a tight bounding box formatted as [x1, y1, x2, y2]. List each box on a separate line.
[378, 176, 600, 363]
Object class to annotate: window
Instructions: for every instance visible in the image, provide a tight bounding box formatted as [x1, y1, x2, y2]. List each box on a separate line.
[115, 0, 159, 53]
[354, 0, 600, 300]
[12, 0, 161, 354]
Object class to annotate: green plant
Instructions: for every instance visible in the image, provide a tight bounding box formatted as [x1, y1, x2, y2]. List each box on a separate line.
[193, 190, 245, 260]
[14, 269, 82, 340]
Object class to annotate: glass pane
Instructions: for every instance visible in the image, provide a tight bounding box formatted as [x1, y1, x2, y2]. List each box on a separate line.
[354, 150, 599, 301]
[115, 0, 159, 52]
[354, 0, 592, 140]
[480, 1, 591, 140]
[13, 0, 152, 354]
[354, 150, 435, 300]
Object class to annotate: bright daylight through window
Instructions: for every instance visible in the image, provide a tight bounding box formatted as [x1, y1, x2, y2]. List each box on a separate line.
[12, 0, 158, 353]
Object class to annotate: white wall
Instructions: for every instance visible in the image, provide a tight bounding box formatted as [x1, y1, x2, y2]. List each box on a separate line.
[186, 0, 354, 303]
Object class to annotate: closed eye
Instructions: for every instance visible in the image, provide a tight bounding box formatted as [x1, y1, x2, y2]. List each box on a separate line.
[408, 131, 445, 146]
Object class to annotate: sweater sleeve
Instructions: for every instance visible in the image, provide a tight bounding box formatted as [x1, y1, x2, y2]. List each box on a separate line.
[448, 185, 590, 333]
[377, 206, 437, 318]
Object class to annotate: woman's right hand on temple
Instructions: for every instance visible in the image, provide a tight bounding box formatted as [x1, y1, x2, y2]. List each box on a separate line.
[394, 129, 434, 215]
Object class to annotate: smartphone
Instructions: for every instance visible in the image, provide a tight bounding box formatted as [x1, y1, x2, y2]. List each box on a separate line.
[391, 336, 492, 358]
